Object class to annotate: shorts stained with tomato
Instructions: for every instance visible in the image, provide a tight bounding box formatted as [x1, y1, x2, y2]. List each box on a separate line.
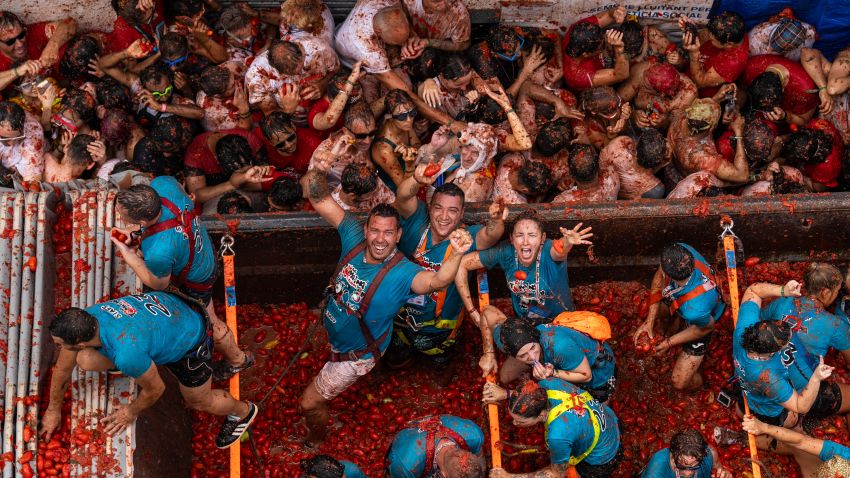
[314, 356, 377, 400]
[165, 336, 214, 388]
[385, 326, 454, 366]
[681, 331, 713, 357]
[178, 262, 221, 305]
[574, 438, 623, 478]
[808, 380, 843, 419]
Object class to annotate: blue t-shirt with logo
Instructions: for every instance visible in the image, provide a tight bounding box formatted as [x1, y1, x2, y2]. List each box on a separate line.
[341, 460, 367, 478]
[642, 448, 713, 478]
[820, 440, 850, 462]
[662, 243, 724, 327]
[141, 176, 215, 284]
[324, 213, 423, 356]
[733, 301, 795, 418]
[761, 296, 847, 388]
[386, 415, 484, 478]
[479, 240, 574, 320]
[397, 201, 483, 335]
[540, 378, 620, 466]
[90, 292, 206, 378]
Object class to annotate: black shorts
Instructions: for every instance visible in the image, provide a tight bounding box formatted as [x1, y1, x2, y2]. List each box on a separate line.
[385, 326, 455, 366]
[809, 381, 843, 418]
[179, 261, 221, 305]
[682, 331, 713, 357]
[165, 335, 214, 388]
[575, 442, 623, 478]
[584, 371, 617, 403]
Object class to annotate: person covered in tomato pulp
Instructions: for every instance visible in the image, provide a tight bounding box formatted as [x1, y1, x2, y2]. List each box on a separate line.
[43, 291, 258, 450]
[300, 454, 369, 478]
[641, 429, 732, 478]
[386, 414, 485, 478]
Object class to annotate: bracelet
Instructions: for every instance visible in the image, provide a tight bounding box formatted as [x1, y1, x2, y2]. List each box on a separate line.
[731, 136, 743, 140]
[345, 80, 356, 87]
[505, 388, 511, 402]
[161, 103, 167, 113]
[12, 66, 18, 78]
[506, 109, 516, 115]
[782, 111, 788, 121]
[238, 111, 251, 119]
[819, 86, 827, 91]
[447, 119, 454, 128]
[427, 39, 433, 48]
[780, 285, 785, 297]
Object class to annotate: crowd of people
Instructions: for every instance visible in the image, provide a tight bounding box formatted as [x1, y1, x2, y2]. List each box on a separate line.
[6, 0, 850, 476]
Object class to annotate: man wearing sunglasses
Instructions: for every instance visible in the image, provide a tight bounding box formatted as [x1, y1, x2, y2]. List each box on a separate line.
[308, 102, 378, 190]
[641, 429, 732, 478]
[0, 101, 44, 183]
[0, 12, 77, 93]
[255, 111, 322, 175]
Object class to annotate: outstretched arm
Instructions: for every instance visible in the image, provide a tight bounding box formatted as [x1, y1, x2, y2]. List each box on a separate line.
[411, 230, 473, 294]
[301, 154, 345, 228]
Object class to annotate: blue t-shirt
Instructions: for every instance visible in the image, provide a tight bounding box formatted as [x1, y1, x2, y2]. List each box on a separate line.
[140, 176, 215, 284]
[540, 378, 620, 466]
[397, 201, 483, 335]
[642, 448, 713, 478]
[324, 213, 423, 356]
[479, 240, 574, 320]
[663, 243, 725, 327]
[493, 324, 615, 391]
[90, 292, 206, 378]
[819, 440, 850, 462]
[733, 301, 795, 418]
[386, 415, 484, 478]
[761, 296, 847, 388]
[341, 460, 367, 478]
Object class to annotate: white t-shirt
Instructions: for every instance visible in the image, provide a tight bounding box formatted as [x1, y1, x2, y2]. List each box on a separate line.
[0, 112, 44, 180]
[748, 20, 816, 62]
[402, 0, 470, 44]
[334, 0, 398, 74]
[245, 50, 303, 108]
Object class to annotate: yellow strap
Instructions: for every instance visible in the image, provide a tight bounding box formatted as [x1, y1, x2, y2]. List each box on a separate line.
[545, 390, 600, 466]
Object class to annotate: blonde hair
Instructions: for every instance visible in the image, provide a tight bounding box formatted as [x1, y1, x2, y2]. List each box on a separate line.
[280, 0, 325, 35]
[817, 456, 850, 478]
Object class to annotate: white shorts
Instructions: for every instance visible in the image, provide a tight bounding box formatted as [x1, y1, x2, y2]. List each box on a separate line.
[314, 357, 377, 400]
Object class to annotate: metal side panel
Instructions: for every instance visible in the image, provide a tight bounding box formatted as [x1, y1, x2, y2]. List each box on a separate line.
[85, 192, 97, 307]
[70, 190, 82, 309]
[0, 195, 11, 408]
[2, 195, 22, 478]
[94, 189, 107, 304]
[14, 193, 38, 474]
[103, 191, 116, 302]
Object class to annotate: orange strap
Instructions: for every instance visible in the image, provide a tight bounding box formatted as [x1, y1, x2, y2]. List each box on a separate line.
[415, 229, 452, 318]
[651, 259, 717, 314]
[223, 252, 240, 478]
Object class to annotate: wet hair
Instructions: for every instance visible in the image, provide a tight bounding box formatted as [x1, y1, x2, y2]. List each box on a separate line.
[344, 102, 375, 131]
[341, 164, 377, 196]
[96, 78, 132, 112]
[696, 185, 725, 197]
[743, 120, 776, 164]
[65, 134, 95, 166]
[165, 0, 204, 21]
[441, 54, 472, 81]
[0, 11, 24, 33]
[749, 71, 783, 112]
[521, 32, 555, 62]
[805, 262, 843, 294]
[445, 449, 485, 478]
[669, 430, 709, 464]
[512, 209, 544, 234]
[218, 6, 251, 34]
[151, 116, 193, 152]
[742, 320, 791, 354]
[366, 203, 401, 229]
[432, 182, 466, 204]
[116, 184, 161, 222]
[408, 48, 441, 82]
[0, 164, 13, 188]
[140, 64, 174, 89]
[385, 89, 414, 116]
[534, 102, 556, 123]
[269, 177, 302, 208]
[217, 191, 253, 215]
[326, 68, 362, 102]
[260, 112, 295, 141]
[111, 0, 144, 21]
[708, 11, 746, 44]
[466, 96, 506, 125]
[619, 19, 644, 58]
[281, 0, 325, 35]
[110, 160, 137, 175]
[636, 128, 666, 169]
[49, 307, 98, 345]
[518, 161, 553, 197]
[501, 317, 540, 356]
[568, 143, 599, 183]
[566, 22, 603, 57]
[771, 172, 807, 195]
[59, 35, 102, 83]
[533, 118, 571, 156]
[661, 243, 694, 281]
[199, 65, 231, 96]
[0, 101, 25, 132]
[132, 137, 172, 176]
[60, 89, 97, 123]
[216, 134, 255, 174]
[160, 32, 189, 60]
[299, 455, 343, 478]
[508, 379, 548, 419]
[486, 27, 522, 59]
[783, 129, 832, 166]
[580, 86, 620, 117]
[268, 40, 304, 75]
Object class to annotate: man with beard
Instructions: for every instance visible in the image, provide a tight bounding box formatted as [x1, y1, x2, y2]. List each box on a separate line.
[299, 153, 472, 447]
[108, 0, 166, 56]
[0, 11, 77, 92]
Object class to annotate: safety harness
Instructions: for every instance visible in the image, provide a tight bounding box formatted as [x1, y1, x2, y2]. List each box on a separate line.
[141, 197, 208, 292]
[411, 416, 469, 477]
[648, 258, 718, 316]
[326, 243, 404, 362]
[544, 389, 600, 466]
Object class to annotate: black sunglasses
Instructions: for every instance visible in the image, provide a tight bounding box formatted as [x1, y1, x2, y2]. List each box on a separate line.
[1, 29, 26, 47]
[274, 133, 297, 149]
[393, 109, 418, 121]
[352, 130, 376, 140]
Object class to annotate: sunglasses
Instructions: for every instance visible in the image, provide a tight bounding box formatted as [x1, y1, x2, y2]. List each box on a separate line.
[150, 85, 173, 99]
[675, 463, 701, 472]
[163, 54, 188, 68]
[496, 35, 524, 61]
[392, 109, 418, 121]
[352, 130, 376, 140]
[0, 133, 24, 142]
[1, 29, 26, 47]
[274, 133, 297, 149]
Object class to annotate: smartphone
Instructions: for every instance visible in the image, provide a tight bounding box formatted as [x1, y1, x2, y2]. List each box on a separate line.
[36, 79, 51, 95]
[716, 390, 734, 408]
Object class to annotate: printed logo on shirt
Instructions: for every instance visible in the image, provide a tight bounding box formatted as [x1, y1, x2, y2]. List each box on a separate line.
[115, 299, 138, 317]
[779, 313, 809, 335]
[508, 280, 550, 311]
[780, 342, 797, 368]
[333, 263, 368, 311]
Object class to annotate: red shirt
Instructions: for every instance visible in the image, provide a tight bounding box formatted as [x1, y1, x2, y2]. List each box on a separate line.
[252, 126, 322, 174]
[803, 118, 844, 188]
[106, 3, 166, 54]
[0, 22, 50, 72]
[697, 35, 749, 97]
[307, 97, 344, 137]
[743, 54, 818, 116]
[184, 129, 264, 179]
[562, 16, 603, 92]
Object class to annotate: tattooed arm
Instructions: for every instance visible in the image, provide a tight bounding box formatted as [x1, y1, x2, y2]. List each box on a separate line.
[394, 163, 437, 218]
[301, 154, 345, 227]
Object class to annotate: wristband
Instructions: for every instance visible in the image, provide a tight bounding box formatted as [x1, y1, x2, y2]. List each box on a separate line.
[345, 80, 356, 87]
[161, 103, 168, 113]
[505, 388, 511, 402]
[427, 39, 433, 48]
[731, 136, 743, 139]
[780, 285, 785, 297]
[447, 119, 454, 128]
[238, 111, 251, 119]
[506, 109, 516, 115]
[12, 66, 18, 78]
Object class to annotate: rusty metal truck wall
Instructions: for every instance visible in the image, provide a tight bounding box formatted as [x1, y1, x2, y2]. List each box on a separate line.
[200, 194, 850, 305]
